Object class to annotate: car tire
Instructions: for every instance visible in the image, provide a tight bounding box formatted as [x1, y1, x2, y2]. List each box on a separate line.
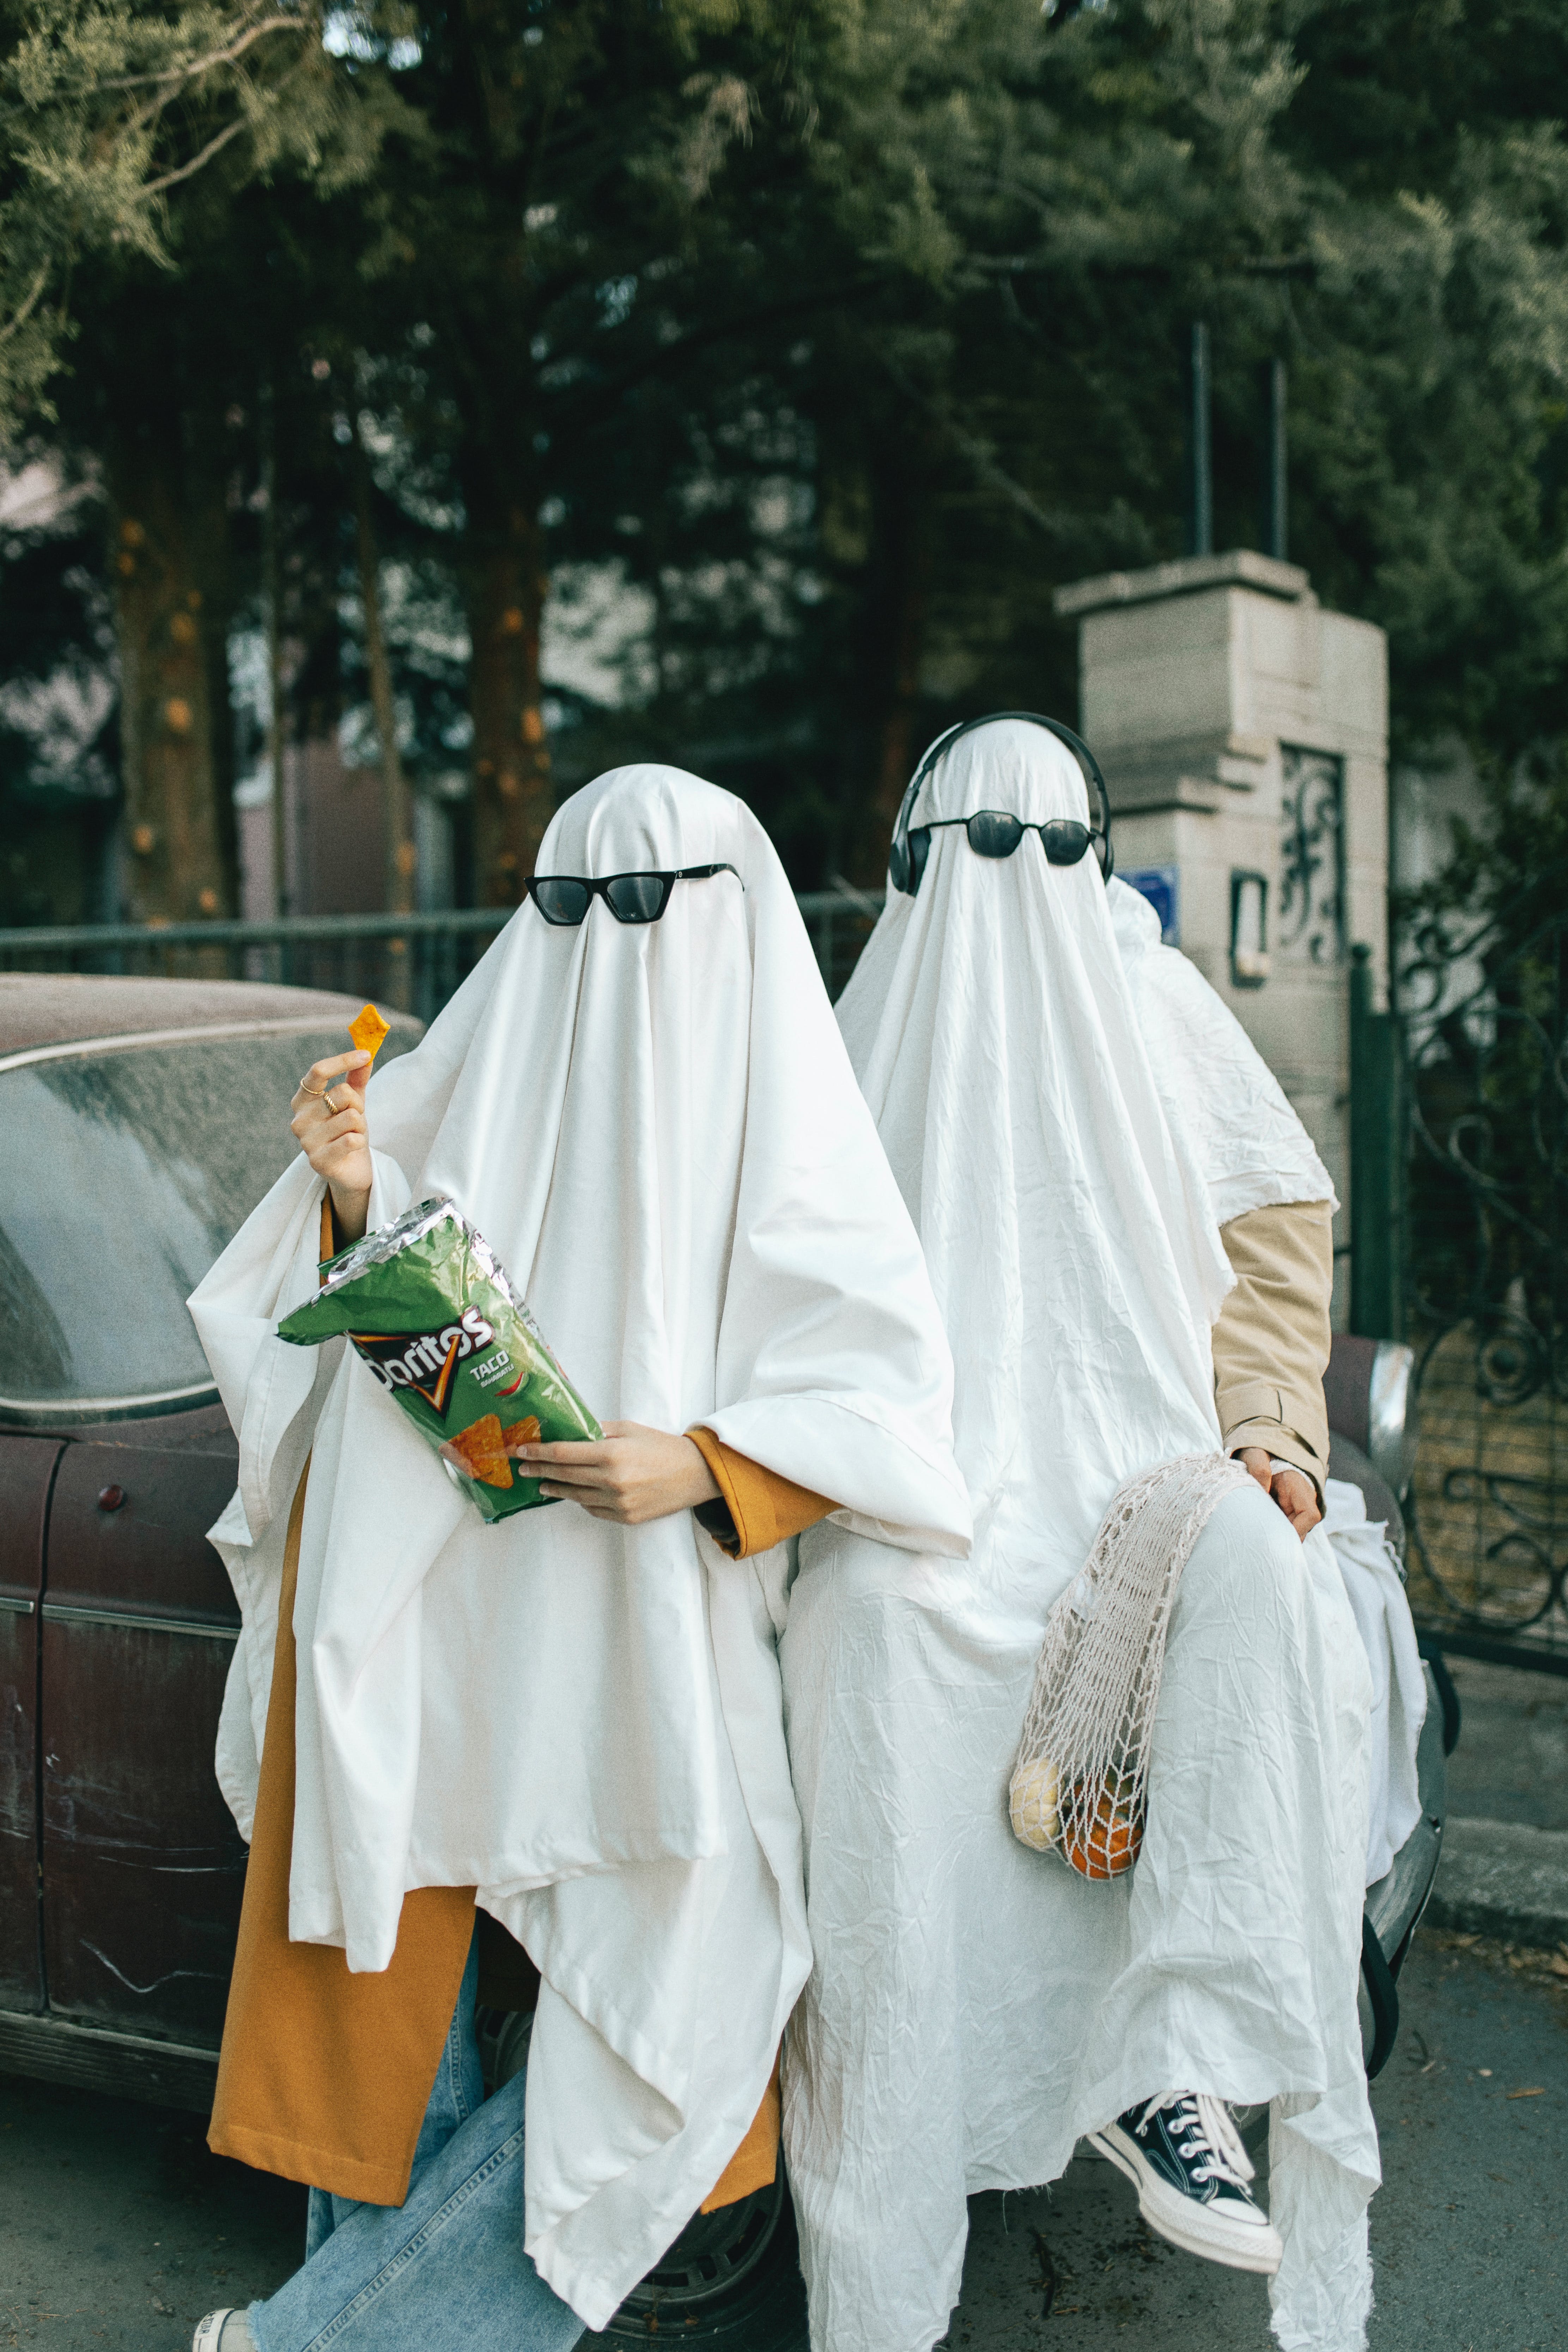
[483, 2006, 808, 2352]
[586, 2169, 808, 2352]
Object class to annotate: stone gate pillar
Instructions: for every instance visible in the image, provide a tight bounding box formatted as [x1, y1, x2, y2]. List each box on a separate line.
[1053, 550, 1389, 1326]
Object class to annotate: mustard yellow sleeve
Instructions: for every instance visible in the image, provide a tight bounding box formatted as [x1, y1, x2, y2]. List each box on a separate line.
[686, 1428, 838, 1559]
[700, 2052, 780, 2213]
[1213, 1198, 1335, 1500]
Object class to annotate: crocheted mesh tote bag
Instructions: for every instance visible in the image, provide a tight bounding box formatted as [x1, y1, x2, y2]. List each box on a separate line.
[1010, 1453, 1252, 1878]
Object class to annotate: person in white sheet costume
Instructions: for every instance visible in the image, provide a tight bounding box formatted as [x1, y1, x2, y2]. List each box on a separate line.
[187, 765, 970, 2343]
[779, 718, 1380, 2352]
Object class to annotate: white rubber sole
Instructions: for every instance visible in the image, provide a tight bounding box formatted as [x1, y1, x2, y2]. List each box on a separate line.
[1088, 2126, 1284, 2275]
[193, 2313, 254, 2352]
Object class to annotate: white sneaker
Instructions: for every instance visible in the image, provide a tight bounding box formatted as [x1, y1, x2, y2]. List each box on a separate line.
[193, 2313, 256, 2352]
[1088, 2090, 1283, 2275]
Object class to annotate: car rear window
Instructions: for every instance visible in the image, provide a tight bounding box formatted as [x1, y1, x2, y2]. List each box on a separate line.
[0, 1025, 416, 1417]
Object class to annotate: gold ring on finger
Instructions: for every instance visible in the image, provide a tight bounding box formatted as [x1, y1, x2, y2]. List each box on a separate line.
[298, 1077, 327, 1098]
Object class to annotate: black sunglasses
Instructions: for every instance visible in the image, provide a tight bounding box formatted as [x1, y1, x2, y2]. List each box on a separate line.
[524, 862, 740, 927]
[888, 711, 1114, 896]
[906, 810, 1110, 893]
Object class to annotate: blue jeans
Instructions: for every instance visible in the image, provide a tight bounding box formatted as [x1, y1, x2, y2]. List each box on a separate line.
[249, 1935, 585, 2352]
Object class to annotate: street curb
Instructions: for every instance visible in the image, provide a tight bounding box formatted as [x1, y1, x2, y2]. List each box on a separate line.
[1426, 1816, 1568, 1949]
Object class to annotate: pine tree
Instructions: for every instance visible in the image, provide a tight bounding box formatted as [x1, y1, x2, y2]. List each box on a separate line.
[323, 0, 815, 904]
[2, 0, 409, 918]
[0, 0, 390, 432]
[6, 0, 1567, 919]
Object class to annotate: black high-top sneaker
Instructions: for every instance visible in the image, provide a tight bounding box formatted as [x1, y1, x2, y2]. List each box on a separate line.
[1088, 2091, 1283, 2274]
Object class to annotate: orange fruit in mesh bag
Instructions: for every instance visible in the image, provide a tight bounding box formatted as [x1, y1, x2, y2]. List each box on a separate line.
[1062, 1774, 1143, 1880]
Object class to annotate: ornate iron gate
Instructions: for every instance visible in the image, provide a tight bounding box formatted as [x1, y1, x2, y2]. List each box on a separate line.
[1367, 911, 1568, 1672]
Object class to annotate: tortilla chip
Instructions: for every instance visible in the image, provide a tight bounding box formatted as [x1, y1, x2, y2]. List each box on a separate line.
[447, 1412, 513, 1488]
[349, 1002, 390, 1062]
[502, 1415, 542, 1450]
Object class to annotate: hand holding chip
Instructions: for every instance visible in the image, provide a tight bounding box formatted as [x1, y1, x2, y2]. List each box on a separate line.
[510, 1421, 722, 1525]
[291, 1048, 375, 1245]
[290, 1005, 389, 1250]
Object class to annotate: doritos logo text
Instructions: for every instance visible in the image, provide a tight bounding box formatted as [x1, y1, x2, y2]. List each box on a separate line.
[352, 1306, 496, 1415]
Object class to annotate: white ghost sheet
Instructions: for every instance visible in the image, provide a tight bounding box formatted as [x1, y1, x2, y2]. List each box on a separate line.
[780, 719, 1378, 2352]
[189, 764, 969, 2328]
[1321, 1478, 1427, 1886]
[1105, 873, 1336, 1224]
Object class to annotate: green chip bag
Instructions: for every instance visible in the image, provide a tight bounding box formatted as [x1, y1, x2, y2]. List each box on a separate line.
[278, 1196, 601, 1523]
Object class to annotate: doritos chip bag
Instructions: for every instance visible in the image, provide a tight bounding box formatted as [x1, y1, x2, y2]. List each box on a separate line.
[277, 1197, 601, 1524]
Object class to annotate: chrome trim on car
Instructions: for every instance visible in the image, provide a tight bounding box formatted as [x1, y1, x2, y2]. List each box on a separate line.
[1368, 1339, 1418, 1499]
[0, 1594, 35, 1614]
[0, 1013, 389, 1077]
[0, 1382, 221, 1428]
[41, 1603, 238, 1642]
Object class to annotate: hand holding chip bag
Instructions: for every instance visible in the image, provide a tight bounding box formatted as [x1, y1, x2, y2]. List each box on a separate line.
[278, 1197, 602, 1523]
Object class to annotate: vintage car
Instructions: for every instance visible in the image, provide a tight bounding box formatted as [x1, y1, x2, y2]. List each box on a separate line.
[0, 971, 1448, 2347]
[0, 975, 420, 2105]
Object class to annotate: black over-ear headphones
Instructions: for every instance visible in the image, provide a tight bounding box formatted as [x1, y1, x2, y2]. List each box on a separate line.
[886, 710, 1115, 896]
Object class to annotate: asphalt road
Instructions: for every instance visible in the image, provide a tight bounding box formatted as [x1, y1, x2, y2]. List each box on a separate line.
[956, 1928, 1567, 2352]
[1442, 1657, 1568, 1834]
[2, 1931, 1563, 2352]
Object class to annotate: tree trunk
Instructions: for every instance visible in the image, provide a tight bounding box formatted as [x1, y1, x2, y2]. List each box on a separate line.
[351, 418, 417, 1007]
[110, 424, 236, 925]
[836, 430, 936, 889]
[871, 439, 936, 831]
[261, 378, 290, 918]
[461, 444, 551, 906]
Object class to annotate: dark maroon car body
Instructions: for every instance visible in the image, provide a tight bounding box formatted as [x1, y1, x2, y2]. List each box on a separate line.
[0, 976, 419, 2109]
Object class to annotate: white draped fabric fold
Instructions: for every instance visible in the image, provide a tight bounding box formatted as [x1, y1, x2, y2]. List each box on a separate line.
[1320, 1479, 1426, 1886]
[189, 764, 968, 2327]
[783, 719, 1378, 2352]
[1104, 874, 1336, 1223]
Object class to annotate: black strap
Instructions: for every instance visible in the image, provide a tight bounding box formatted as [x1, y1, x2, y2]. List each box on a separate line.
[1417, 1637, 1463, 1757]
[1361, 1913, 1401, 2079]
[888, 711, 1114, 893]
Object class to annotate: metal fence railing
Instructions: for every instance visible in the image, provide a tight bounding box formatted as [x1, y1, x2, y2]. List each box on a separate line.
[0, 891, 884, 1026]
[1352, 911, 1568, 1676]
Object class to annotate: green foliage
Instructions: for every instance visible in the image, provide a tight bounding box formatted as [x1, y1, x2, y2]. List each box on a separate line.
[1402, 747, 1568, 966]
[540, 0, 1568, 875]
[0, 0, 404, 433]
[4, 0, 1568, 901]
[788, 0, 1568, 780]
